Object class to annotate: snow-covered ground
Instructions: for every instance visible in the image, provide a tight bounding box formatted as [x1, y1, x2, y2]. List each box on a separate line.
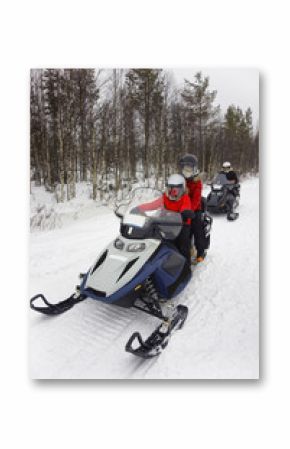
[29, 178, 259, 379]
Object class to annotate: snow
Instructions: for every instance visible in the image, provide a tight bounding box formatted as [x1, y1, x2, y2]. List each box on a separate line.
[30, 182, 115, 231]
[29, 177, 259, 379]
[30, 179, 163, 232]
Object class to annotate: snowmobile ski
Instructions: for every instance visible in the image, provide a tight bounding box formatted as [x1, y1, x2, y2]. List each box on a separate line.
[125, 304, 188, 358]
[30, 292, 87, 316]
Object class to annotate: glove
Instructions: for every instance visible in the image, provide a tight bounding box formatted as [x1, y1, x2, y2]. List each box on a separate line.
[130, 206, 140, 214]
[181, 209, 196, 221]
[130, 206, 145, 216]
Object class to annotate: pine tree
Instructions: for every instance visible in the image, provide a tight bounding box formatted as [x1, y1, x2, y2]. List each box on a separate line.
[126, 69, 164, 180]
[181, 72, 219, 173]
[30, 68, 259, 202]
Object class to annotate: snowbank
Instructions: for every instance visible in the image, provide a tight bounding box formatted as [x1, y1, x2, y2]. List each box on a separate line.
[30, 179, 164, 232]
[30, 182, 113, 231]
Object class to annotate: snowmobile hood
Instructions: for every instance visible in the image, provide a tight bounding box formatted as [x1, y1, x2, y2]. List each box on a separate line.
[84, 237, 160, 297]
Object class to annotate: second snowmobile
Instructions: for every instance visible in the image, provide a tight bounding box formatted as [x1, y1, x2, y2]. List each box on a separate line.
[207, 173, 240, 221]
[30, 188, 194, 359]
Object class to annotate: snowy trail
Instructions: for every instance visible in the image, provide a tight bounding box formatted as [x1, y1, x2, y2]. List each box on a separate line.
[29, 178, 259, 379]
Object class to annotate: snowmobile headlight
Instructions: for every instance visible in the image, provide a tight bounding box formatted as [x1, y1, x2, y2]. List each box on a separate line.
[213, 184, 222, 190]
[127, 243, 146, 252]
[114, 238, 125, 250]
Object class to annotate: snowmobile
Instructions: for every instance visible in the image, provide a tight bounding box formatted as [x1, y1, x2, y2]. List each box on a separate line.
[206, 173, 240, 221]
[30, 188, 194, 359]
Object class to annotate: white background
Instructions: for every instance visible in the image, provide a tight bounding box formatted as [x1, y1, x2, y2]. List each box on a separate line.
[0, 0, 289, 448]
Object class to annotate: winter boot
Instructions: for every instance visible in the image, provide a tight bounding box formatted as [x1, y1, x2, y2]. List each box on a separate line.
[227, 211, 239, 221]
[192, 251, 206, 265]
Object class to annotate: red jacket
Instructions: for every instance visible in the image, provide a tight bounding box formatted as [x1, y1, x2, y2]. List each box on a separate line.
[139, 193, 192, 223]
[186, 178, 202, 211]
[163, 193, 191, 214]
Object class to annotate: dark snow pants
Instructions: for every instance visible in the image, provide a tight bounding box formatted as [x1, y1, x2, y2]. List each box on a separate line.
[225, 185, 240, 213]
[225, 192, 236, 213]
[190, 211, 206, 258]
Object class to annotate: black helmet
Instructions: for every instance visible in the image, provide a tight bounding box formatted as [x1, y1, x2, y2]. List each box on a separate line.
[179, 154, 199, 179]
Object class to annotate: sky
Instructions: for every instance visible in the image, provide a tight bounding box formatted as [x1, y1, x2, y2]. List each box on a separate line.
[99, 68, 259, 128]
[170, 68, 259, 127]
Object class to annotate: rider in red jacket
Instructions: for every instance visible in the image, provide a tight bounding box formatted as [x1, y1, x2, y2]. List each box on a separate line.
[179, 154, 206, 263]
[138, 174, 193, 263]
[139, 188, 191, 222]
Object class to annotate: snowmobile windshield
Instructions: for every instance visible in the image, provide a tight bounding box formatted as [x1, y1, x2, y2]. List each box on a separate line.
[212, 173, 232, 187]
[117, 188, 183, 240]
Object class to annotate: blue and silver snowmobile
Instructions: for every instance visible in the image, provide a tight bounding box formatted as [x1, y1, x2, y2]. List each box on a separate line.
[30, 188, 193, 359]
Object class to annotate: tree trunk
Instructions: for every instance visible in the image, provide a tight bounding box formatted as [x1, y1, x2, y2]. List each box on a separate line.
[57, 108, 65, 202]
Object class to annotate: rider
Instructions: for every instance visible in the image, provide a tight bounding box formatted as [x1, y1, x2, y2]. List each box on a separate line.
[138, 174, 194, 265]
[220, 161, 239, 184]
[220, 161, 240, 219]
[179, 154, 206, 264]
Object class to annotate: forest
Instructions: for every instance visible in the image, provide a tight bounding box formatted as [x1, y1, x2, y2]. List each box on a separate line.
[30, 68, 259, 202]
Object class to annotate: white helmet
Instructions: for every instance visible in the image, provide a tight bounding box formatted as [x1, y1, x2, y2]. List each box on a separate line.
[166, 174, 186, 201]
[222, 161, 232, 172]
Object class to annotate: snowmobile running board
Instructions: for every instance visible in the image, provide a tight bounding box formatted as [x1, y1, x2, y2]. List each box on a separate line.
[125, 305, 188, 359]
[30, 293, 87, 316]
